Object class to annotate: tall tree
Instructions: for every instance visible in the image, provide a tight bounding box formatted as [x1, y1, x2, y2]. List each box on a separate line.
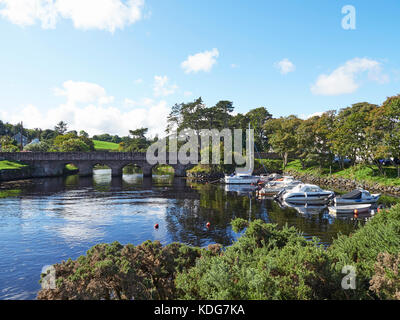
[264, 115, 301, 168]
[54, 121, 68, 135]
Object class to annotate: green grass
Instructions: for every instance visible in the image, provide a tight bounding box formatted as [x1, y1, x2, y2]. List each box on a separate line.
[285, 159, 400, 187]
[93, 140, 120, 151]
[0, 160, 28, 170]
[254, 159, 283, 173]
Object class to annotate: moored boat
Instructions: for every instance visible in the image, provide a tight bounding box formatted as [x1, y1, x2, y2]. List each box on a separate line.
[334, 189, 380, 205]
[328, 204, 371, 215]
[224, 173, 260, 184]
[281, 184, 335, 204]
[257, 176, 301, 197]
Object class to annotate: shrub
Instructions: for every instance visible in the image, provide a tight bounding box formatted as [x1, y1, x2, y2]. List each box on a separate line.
[369, 252, 400, 300]
[327, 205, 400, 299]
[175, 220, 333, 300]
[37, 241, 208, 300]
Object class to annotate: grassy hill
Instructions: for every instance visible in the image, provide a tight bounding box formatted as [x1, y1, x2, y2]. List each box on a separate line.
[0, 160, 28, 170]
[93, 140, 120, 151]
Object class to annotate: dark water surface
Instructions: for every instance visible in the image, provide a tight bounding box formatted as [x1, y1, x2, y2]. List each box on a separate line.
[0, 169, 361, 300]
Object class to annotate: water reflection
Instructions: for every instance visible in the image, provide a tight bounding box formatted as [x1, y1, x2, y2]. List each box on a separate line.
[0, 170, 368, 299]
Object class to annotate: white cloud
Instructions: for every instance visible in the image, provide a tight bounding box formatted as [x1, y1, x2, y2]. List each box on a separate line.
[275, 58, 295, 75]
[134, 78, 143, 84]
[54, 80, 114, 104]
[181, 48, 219, 74]
[0, 0, 144, 32]
[299, 112, 324, 120]
[153, 75, 178, 97]
[183, 91, 192, 97]
[1, 81, 169, 137]
[311, 57, 389, 96]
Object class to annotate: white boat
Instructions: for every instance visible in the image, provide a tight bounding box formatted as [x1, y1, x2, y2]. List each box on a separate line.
[328, 204, 371, 215]
[281, 184, 335, 204]
[224, 173, 260, 184]
[334, 189, 380, 205]
[257, 177, 301, 196]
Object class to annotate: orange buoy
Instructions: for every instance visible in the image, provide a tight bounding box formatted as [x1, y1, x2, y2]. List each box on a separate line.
[154, 223, 159, 229]
[206, 222, 211, 228]
[353, 209, 358, 219]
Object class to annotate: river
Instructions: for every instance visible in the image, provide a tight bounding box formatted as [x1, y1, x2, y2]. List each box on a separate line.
[0, 169, 377, 299]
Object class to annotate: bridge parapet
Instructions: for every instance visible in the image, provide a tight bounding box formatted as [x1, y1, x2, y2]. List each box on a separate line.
[0, 152, 148, 162]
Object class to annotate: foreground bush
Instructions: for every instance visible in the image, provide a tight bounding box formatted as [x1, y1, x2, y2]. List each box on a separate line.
[369, 252, 400, 300]
[37, 241, 217, 300]
[328, 205, 400, 299]
[176, 220, 333, 300]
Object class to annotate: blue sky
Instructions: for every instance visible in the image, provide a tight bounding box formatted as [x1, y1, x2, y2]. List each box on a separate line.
[0, 0, 399, 137]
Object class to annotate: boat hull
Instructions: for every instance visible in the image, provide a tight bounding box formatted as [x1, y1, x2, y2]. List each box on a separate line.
[329, 204, 371, 215]
[283, 192, 334, 204]
[334, 196, 380, 205]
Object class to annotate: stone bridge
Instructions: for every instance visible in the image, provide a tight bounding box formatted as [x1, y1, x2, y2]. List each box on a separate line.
[0, 152, 280, 178]
[0, 152, 196, 178]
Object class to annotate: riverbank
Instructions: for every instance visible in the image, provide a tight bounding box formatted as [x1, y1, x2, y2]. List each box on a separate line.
[285, 160, 400, 196]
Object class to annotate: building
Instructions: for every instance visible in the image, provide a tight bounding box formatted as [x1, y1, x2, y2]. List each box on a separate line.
[13, 133, 29, 148]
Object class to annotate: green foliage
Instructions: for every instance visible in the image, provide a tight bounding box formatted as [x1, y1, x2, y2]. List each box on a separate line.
[255, 159, 283, 173]
[176, 220, 332, 300]
[37, 240, 209, 300]
[53, 132, 95, 152]
[0, 135, 19, 152]
[328, 205, 400, 299]
[119, 128, 152, 152]
[24, 141, 51, 152]
[54, 121, 68, 135]
[231, 218, 248, 233]
[369, 252, 400, 300]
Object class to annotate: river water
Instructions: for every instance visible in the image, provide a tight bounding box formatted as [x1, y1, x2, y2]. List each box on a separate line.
[0, 169, 367, 300]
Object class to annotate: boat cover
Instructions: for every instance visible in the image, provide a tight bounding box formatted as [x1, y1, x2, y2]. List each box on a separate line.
[339, 190, 362, 199]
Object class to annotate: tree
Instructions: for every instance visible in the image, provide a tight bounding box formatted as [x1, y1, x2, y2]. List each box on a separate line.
[120, 128, 151, 152]
[24, 141, 51, 152]
[381, 95, 400, 177]
[54, 121, 68, 135]
[264, 116, 301, 168]
[53, 132, 94, 152]
[0, 136, 19, 152]
[79, 130, 89, 138]
[246, 107, 273, 152]
[330, 103, 378, 168]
